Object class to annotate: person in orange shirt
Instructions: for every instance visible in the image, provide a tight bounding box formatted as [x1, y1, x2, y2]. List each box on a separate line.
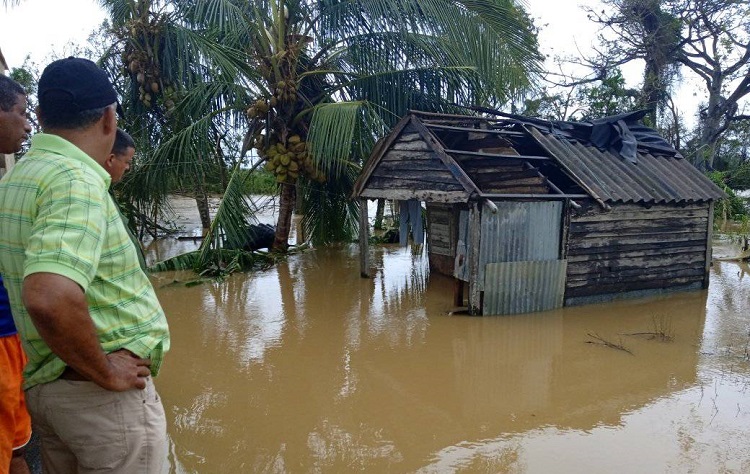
[0, 73, 33, 474]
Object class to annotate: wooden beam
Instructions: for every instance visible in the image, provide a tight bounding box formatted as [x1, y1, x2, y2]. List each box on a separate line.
[482, 199, 498, 214]
[359, 198, 370, 278]
[522, 161, 567, 195]
[561, 199, 571, 261]
[479, 193, 589, 199]
[703, 201, 714, 289]
[424, 123, 525, 137]
[410, 110, 498, 121]
[453, 279, 464, 307]
[360, 188, 468, 203]
[467, 202, 482, 315]
[447, 149, 551, 161]
[409, 117, 483, 196]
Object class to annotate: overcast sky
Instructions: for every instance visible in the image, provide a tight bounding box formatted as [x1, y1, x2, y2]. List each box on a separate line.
[0, 0, 704, 122]
[0, 0, 106, 67]
[1, 1, 600, 66]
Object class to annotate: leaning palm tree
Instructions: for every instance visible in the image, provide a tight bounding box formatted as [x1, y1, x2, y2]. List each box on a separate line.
[99, 0, 541, 272]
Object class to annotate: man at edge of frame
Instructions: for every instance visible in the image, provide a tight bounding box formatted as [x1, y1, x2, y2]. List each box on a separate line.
[0, 57, 170, 473]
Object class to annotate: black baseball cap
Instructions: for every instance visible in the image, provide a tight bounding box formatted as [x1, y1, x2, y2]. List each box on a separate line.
[38, 57, 123, 116]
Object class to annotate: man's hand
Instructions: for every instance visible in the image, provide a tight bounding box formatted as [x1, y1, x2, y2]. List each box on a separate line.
[100, 350, 152, 391]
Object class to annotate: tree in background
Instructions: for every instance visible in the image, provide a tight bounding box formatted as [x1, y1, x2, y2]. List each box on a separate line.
[674, 0, 750, 169]
[574, 69, 640, 120]
[584, 0, 750, 170]
[519, 68, 639, 122]
[97, 0, 541, 272]
[586, 0, 681, 126]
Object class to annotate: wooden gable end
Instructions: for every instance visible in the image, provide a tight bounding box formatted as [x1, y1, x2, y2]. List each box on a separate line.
[360, 123, 470, 203]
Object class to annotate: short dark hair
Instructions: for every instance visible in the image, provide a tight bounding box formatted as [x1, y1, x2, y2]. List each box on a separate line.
[112, 128, 135, 155]
[37, 104, 111, 130]
[0, 75, 26, 112]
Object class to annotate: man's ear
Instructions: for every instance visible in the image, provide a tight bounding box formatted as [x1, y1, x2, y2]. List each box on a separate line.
[102, 153, 114, 173]
[102, 105, 117, 136]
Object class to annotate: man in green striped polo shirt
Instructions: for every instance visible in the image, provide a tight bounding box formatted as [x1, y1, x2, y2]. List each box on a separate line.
[0, 57, 170, 473]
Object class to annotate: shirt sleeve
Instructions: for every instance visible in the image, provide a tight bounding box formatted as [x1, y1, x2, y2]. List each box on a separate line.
[24, 171, 107, 292]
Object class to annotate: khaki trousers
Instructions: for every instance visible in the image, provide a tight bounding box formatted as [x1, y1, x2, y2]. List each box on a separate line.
[25, 377, 167, 474]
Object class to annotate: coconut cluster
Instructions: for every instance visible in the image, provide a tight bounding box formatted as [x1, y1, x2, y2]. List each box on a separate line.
[117, 10, 176, 111]
[123, 49, 177, 110]
[274, 80, 297, 104]
[246, 99, 270, 119]
[259, 135, 326, 184]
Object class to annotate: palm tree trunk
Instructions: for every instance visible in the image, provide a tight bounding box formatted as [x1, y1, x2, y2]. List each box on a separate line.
[195, 191, 211, 232]
[273, 182, 296, 251]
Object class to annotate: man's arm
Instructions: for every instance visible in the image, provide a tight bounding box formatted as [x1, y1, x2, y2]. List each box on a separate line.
[22, 272, 151, 391]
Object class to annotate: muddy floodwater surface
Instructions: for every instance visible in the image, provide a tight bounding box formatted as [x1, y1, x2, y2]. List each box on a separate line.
[147, 197, 750, 473]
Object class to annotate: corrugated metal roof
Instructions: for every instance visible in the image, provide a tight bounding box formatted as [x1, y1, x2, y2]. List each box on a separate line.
[356, 112, 726, 205]
[529, 127, 726, 204]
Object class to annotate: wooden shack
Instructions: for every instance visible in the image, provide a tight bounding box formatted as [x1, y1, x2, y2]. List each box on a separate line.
[352, 110, 726, 315]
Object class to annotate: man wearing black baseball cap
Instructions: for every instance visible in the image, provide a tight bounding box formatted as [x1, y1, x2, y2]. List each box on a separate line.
[0, 57, 170, 472]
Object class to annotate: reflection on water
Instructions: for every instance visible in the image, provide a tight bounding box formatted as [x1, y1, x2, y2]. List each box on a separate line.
[150, 198, 750, 473]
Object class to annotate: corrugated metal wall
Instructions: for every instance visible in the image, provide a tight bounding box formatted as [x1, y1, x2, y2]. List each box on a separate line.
[484, 260, 568, 315]
[480, 201, 562, 263]
[479, 201, 567, 315]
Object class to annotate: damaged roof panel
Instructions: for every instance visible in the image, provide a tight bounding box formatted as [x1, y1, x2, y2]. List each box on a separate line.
[354, 111, 726, 205]
[529, 127, 725, 204]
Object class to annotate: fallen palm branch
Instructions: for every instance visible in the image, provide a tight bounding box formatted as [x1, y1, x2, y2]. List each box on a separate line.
[585, 332, 634, 355]
[147, 246, 312, 286]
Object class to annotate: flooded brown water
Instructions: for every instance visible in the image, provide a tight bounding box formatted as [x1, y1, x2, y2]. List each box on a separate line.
[148, 197, 750, 473]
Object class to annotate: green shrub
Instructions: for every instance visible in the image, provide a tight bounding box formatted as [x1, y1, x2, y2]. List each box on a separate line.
[238, 169, 277, 195]
[709, 171, 748, 221]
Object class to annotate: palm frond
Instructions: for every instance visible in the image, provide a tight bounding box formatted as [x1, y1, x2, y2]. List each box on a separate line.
[149, 248, 273, 277]
[307, 101, 388, 175]
[300, 163, 361, 246]
[318, 0, 541, 102]
[148, 250, 201, 272]
[197, 159, 258, 267]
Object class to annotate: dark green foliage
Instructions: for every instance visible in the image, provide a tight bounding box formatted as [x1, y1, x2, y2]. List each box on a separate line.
[300, 167, 361, 246]
[148, 248, 275, 284]
[725, 163, 750, 191]
[575, 70, 639, 120]
[708, 171, 748, 220]
[238, 169, 277, 195]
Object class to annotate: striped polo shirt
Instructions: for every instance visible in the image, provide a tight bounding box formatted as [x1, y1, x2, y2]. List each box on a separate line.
[0, 133, 170, 389]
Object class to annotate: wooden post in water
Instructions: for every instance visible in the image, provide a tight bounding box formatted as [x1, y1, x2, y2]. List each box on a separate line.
[467, 201, 482, 315]
[703, 201, 714, 289]
[359, 198, 371, 278]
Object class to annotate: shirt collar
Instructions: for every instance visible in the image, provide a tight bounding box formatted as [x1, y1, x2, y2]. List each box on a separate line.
[29, 133, 112, 187]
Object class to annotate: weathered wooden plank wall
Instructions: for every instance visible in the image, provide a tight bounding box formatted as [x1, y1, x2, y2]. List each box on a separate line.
[454, 157, 550, 195]
[565, 201, 710, 299]
[426, 203, 458, 276]
[366, 127, 465, 195]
